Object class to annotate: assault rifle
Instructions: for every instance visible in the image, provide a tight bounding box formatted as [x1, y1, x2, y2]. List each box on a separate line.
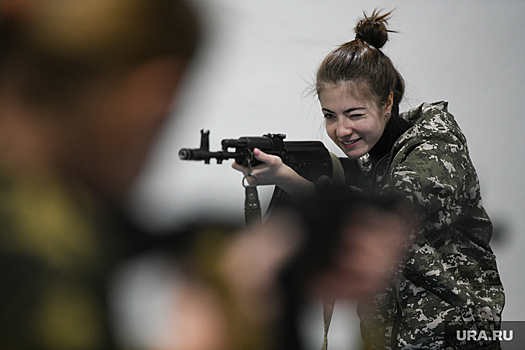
[179, 130, 359, 224]
[178, 129, 337, 182]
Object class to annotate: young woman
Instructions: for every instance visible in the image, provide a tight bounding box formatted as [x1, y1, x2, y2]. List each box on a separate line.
[0, 3, 408, 349]
[233, 9, 505, 349]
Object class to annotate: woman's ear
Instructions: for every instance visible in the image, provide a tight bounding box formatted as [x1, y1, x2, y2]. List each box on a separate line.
[384, 91, 394, 116]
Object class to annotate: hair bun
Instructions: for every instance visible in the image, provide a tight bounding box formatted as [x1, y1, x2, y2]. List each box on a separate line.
[354, 9, 394, 49]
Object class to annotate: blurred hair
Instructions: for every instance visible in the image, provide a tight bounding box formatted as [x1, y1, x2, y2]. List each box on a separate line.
[0, 0, 201, 106]
[315, 9, 404, 118]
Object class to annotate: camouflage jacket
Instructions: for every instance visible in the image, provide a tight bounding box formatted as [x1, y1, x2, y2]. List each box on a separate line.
[356, 101, 505, 349]
[0, 168, 137, 349]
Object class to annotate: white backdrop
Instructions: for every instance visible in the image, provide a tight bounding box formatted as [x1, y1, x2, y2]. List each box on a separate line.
[125, 0, 525, 342]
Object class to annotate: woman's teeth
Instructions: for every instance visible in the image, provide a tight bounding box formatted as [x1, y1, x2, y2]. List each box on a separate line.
[342, 139, 359, 145]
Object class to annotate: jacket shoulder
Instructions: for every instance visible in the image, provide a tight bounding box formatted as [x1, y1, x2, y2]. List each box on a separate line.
[399, 101, 466, 146]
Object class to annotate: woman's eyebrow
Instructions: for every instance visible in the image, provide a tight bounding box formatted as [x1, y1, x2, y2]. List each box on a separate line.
[322, 107, 366, 114]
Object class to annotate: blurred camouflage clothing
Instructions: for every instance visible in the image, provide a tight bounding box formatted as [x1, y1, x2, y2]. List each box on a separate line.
[356, 101, 505, 349]
[0, 168, 141, 349]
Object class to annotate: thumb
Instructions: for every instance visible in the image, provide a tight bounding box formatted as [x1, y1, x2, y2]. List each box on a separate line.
[253, 148, 270, 163]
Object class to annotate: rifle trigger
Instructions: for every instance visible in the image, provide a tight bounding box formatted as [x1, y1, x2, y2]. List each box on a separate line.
[242, 154, 259, 188]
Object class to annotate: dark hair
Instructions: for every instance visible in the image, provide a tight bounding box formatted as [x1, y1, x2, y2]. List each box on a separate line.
[0, 0, 201, 106]
[316, 9, 404, 118]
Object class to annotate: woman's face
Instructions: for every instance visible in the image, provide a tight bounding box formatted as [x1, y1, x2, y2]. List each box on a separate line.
[320, 82, 391, 159]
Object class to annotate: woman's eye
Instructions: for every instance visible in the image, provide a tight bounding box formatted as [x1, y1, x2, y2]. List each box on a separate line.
[323, 114, 335, 119]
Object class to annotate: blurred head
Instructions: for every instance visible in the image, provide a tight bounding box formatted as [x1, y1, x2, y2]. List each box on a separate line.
[0, 0, 201, 204]
[315, 9, 404, 158]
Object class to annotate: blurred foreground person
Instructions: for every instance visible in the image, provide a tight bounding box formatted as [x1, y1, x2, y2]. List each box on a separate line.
[0, 1, 409, 349]
[165, 187, 410, 350]
[0, 0, 199, 348]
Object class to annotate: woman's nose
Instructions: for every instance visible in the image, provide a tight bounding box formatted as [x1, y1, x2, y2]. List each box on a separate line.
[336, 117, 353, 138]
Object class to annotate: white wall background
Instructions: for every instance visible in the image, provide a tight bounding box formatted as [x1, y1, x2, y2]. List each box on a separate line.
[123, 0, 525, 347]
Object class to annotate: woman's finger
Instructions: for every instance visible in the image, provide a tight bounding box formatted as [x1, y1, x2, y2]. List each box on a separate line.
[231, 161, 248, 174]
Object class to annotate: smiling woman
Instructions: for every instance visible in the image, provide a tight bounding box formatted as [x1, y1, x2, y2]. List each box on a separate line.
[231, 8, 505, 349]
[320, 83, 392, 159]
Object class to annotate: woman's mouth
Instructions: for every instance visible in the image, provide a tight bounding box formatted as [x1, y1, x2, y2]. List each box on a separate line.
[340, 138, 361, 149]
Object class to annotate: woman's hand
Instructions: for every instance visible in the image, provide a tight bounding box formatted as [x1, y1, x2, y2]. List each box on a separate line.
[231, 148, 315, 198]
[231, 148, 291, 186]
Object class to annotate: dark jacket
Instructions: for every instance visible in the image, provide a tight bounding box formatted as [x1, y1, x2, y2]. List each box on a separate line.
[357, 101, 505, 349]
